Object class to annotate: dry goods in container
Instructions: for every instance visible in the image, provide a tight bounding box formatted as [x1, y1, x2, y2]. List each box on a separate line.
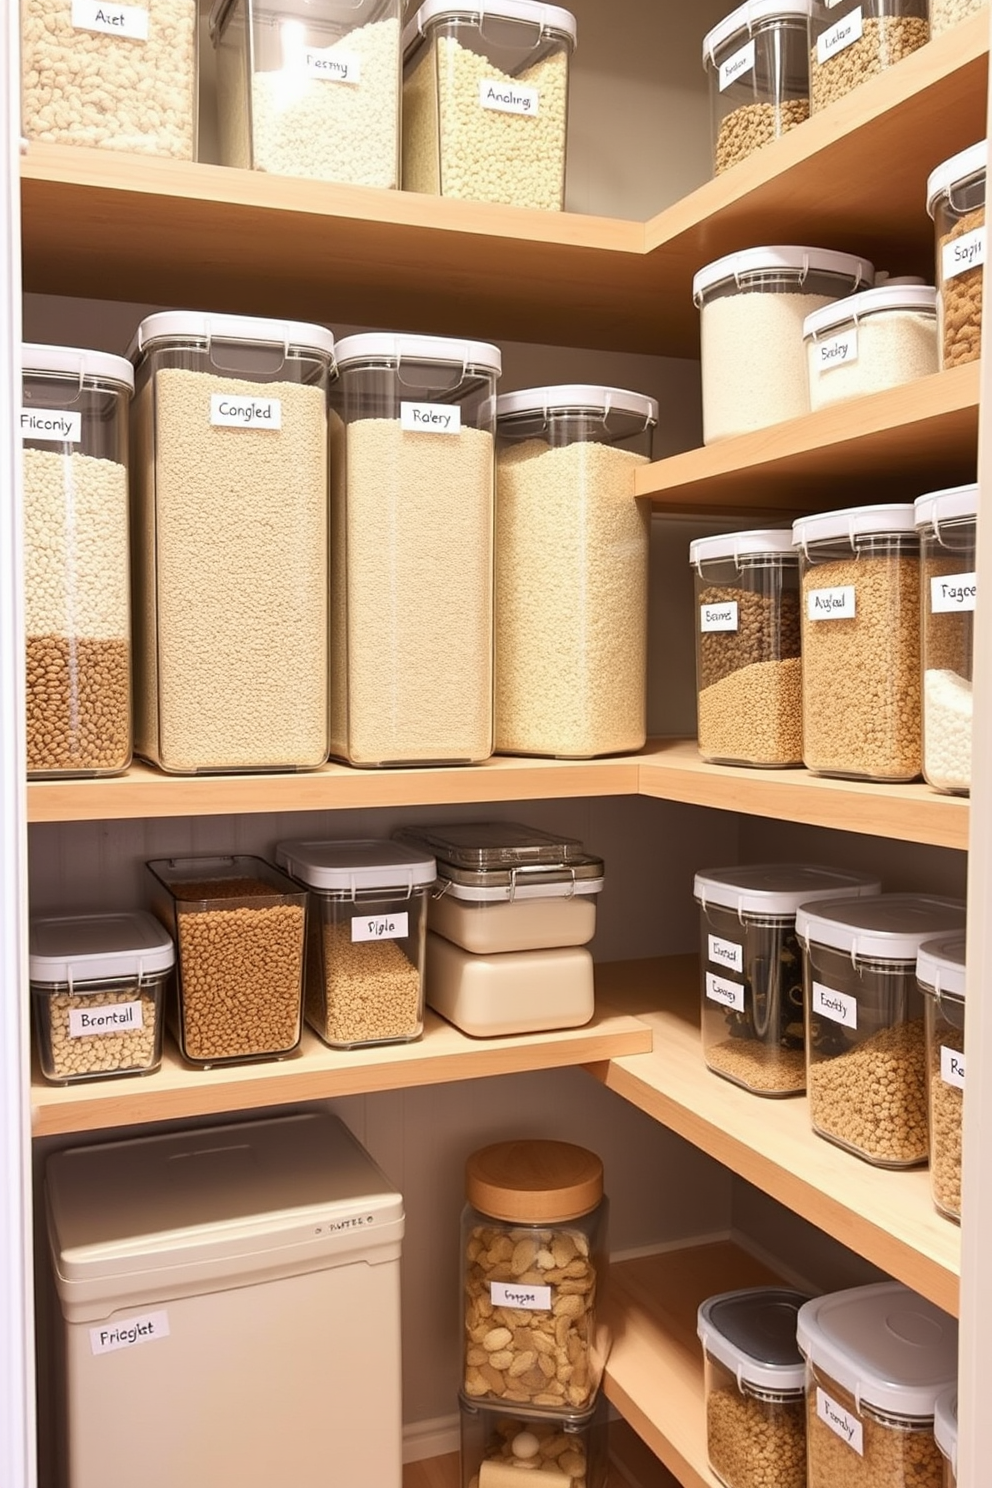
[695, 865, 880, 1097]
[694, 246, 873, 443]
[803, 282, 938, 411]
[797, 1283, 957, 1488]
[918, 934, 966, 1222]
[129, 312, 335, 773]
[702, 1, 812, 176]
[30, 912, 173, 1084]
[690, 530, 802, 767]
[460, 1395, 608, 1488]
[462, 1140, 607, 1416]
[22, 345, 134, 778]
[330, 332, 499, 767]
[796, 894, 966, 1167]
[808, 1, 928, 113]
[494, 385, 656, 758]
[22, 0, 198, 157]
[927, 142, 986, 371]
[426, 932, 594, 1036]
[915, 485, 977, 796]
[930, 0, 986, 35]
[147, 855, 306, 1066]
[211, 0, 401, 187]
[793, 503, 921, 781]
[934, 1388, 958, 1488]
[402, 0, 576, 210]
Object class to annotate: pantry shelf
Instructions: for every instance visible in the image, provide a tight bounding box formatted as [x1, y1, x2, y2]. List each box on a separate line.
[590, 958, 961, 1317]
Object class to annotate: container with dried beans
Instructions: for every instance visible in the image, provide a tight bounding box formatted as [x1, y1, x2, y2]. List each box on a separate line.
[702, 1, 812, 177]
[809, 0, 928, 114]
[927, 141, 986, 371]
[918, 934, 967, 1223]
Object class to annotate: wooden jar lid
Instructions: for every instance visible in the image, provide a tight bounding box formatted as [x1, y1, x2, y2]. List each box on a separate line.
[466, 1140, 604, 1223]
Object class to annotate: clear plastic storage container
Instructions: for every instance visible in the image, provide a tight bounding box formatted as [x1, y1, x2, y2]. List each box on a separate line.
[797, 1283, 957, 1488]
[210, 0, 401, 187]
[915, 485, 977, 796]
[690, 530, 802, 767]
[697, 1287, 810, 1488]
[462, 1140, 608, 1416]
[426, 933, 594, 1036]
[22, 345, 134, 778]
[930, 0, 986, 35]
[927, 142, 986, 371]
[803, 283, 938, 410]
[460, 1394, 608, 1488]
[129, 312, 336, 774]
[702, 2, 812, 176]
[30, 912, 173, 1085]
[330, 332, 499, 766]
[934, 1388, 958, 1488]
[694, 865, 880, 1097]
[793, 503, 921, 781]
[918, 934, 967, 1222]
[809, 1, 928, 114]
[147, 855, 307, 1067]
[494, 385, 656, 758]
[275, 838, 434, 1048]
[796, 894, 966, 1167]
[694, 246, 873, 443]
[402, 0, 576, 210]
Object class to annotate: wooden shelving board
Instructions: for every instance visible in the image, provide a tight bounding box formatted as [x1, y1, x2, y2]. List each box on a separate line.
[592, 958, 961, 1317]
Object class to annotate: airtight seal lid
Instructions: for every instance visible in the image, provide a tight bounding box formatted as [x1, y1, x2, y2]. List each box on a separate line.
[695, 865, 880, 920]
[127, 312, 336, 364]
[690, 528, 797, 568]
[275, 839, 436, 895]
[926, 140, 987, 217]
[334, 332, 501, 377]
[803, 284, 937, 340]
[404, 0, 577, 53]
[395, 821, 587, 870]
[792, 502, 918, 549]
[22, 344, 134, 393]
[29, 912, 175, 986]
[703, 0, 813, 66]
[435, 859, 604, 902]
[917, 933, 967, 1001]
[693, 246, 874, 305]
[933, 1388, 958, 1471]
[795, 894, 967, 963]
[698, 1288, 809, 1394]
[796, 1284, 958, 1420]
[495, 384, 658, 427]
[914, 483, 979, 531]
[466, 1140, 603, 1223]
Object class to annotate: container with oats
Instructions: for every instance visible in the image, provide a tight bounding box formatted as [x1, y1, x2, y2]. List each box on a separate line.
[702, 1, 813, 177]
[927, 142, 986, 371]
[459, 1394, 608, 1488]
[808, 0, 928, 114]
[915, 484, 977, 796]
[918, 934, 967, 1223]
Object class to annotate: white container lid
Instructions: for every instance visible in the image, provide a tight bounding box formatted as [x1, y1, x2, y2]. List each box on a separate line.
[795, 894, 967, 962]
[926, 140, 987, 217]
[128, 311, 337, 363]
[334, 331, 502, 377]
[29, 912, 175, 986]
[933, 1387, 958, 1471]
[495, 384, 658, 426]
[694, 864, 880, 919]
[914, 483, 979, 530]
[702, 1, 813, 66]
[917, 933, 967, 1001]
[690, 528, 796, 567]
[693, 246, 874, 304]
[792, 502, 918, 549]
[697, 1287, 809, 1394]
[403, 0, 577, 52]
[802, 284, 937, 340]
[22, 343, 135, 392]
[275, 838, 436, 894]
[796, 1284, 958, 1420]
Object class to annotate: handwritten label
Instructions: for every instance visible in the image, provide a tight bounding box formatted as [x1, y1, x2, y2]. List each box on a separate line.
[817, 7, 863, 64]
[942, 227, 985, 282]
[807, 585, 856, 621]
[941, 1044, 965, 1089]
[706, 972, 745, 1012]
[21, 408, 81, 443]
[90, 1310, 170, 1356]
[815, 329, 859, 371]
[708, 934, 743, 974]
[351, 912, 409, 943]
[931, 572, 977, 613]
[479, 79, 539, 116]
[490, 1280, 552, 1311]
[210, 395, 282, 430]
[306, 47, 361, 83]
[400, 401, 462, 434]
[700, 601, 739, 633]
[719, 40, 755, 91]
[71, 0, 149, 40]
[816, 1387, 864, 1455]
[68, 1002, 143, 1038]
[812, 981, 857, 1030]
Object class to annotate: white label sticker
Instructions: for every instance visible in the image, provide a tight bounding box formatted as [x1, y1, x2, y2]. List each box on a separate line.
[90, 1310, 170, 1355]
[71, 0, 149, 40]
[817, 7, 863, 64]
[807, 585, 856, 621]
[942, 227, 986, 281]
[490, 1280, 553, 1311]
[719, 39, 755, 91]
[816, 1387, 864, 1455]
[812, 981, 858, 1030]
[306, 46, 361, 83]
[700, 601, 739, 633]
[706, 972, 745, 1012]
[941, 1044, 966, 1089]
[210, 394, 282, 430]
[68, 1002, 144, 1038]
[708, 935, 744, 974]
[479, 79, 539, 116]
[815, 329, 859, 371]
[931, 572, 977, 613]
[400, 401, 462, 435]
[20, 408, 82, 443]
[351, 912, 409, 943]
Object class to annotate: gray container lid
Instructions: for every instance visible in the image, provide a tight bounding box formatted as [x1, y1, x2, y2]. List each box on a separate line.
[29, 912, 174, 986]
[796, 894, 966, 963]
[694, 864, 881, 920]
[697, 1287, 809, 1393]
[933, 1387, 958, 1471]
[275, 838, 435, 893]
[395, 821, 586, 870]
[917, 933, 967, 1001]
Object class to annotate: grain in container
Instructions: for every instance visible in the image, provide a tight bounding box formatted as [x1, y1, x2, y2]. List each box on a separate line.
[210, 0, 401, 187]
[918, 934, 967, 1222]
[402, 0, 576, 210]
[275, 838, 434, 1048]
[934, 1388, 958, 1488]
[793, 503, 921, 781]
[459, 1394, 607, 1488]
[931, 0, 986, 36]
[426, 934, 594, 1035]
[808, 0, 928, 114]
[462, 1140, 608, 1416]
[695, 865, 881, 1097]
[915, 485, 977, 796]
[702, 2, 813, 177]
[330, 332, 499, 766]
[494, 385, 656, 758]
[796, 894, 966, 1167]
[797, 1283, 957, 1488]
[146, 855, 307, 1067]
[697, 1287, 810, 1488]
[129, 312, 334, 774]
[694, 246, 873, 444]
[21, 0, 198, 157]
[928, 141, 986, 371]
[803, 282, 938, 411]
[690, 529, 802, 767]
[30, 912, 173, 1085]
[22, 345, 134, 778]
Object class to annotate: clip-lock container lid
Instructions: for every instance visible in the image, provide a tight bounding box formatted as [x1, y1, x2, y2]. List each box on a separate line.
[703, 0, 813, 65]
[29, 912, 175, 985]
[803, 284, 937, 340]
[698, 1287, 809, 1394]
[127, 312, 337, 364]
[934, 1388, 958, 1470]
[22, 343, 135, 393]
[796, 1284, 958, 1419]
[795, 894, 967, 962]
[926, 140, 987, 217]
[693, 246, 874, 304]
[466, 1140, 603, 1224]
[403, 0, 577, 52]
[396, 821, 587, 870]
[690, 528, 796, 567]
[917, 933, 967, 1001]
[275, 838, 436, 894]
[914, 483, 979, 530]
[335, 331, 501, 377]
[792, 502, 918, 549]
[495, 384, 658, 427]
[694, 864, 881, 920]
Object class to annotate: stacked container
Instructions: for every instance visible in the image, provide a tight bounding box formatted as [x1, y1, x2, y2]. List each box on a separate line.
[460, 1396, 608, 1488]
[918, 934, 967, 1222]
[934, 1389, 958, 1488]
[808, 0, 929, 114]
[803, 282, 938, 410]
[915, 485, 977, 796]
[702, 2, 813, 176]
[927, 142, 986, 371]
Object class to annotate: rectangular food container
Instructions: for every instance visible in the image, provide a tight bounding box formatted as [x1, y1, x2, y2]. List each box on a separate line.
[146, 855, 307, 1067]
[702, 1, 812, 177]
[808, 0, 928, 114]
[459, 1394, 608, 1487]
[915, 485, 977, 796]
[927, 142, 986, 371]
[934, 1388, 958, 1488]
[918, 934, 967, 1222]
[426, 933, 593, 1036]
[803, 283, 938, 411]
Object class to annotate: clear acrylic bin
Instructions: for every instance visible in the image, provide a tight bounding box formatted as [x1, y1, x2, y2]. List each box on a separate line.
[918, 934, 967, 1222]
[809, 0, 928, 114]
[803, 283, 938, 411]
[702, 2, 812, 176]
[459, 1394, 608, 1487]
[915, 485, 977, 796]
[927, 142, 986, 371]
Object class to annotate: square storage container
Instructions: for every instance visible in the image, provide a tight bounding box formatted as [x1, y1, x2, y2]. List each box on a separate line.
[30, 912, 173, 1085]
[809, 1, 928, 114]
[426, 933, 594, 1036]
[915, 485, 977, 796]
[695, 865, 880, 1097]
[934, 1388, 958, 1488]
[210, 0, 401, 187]
[803, 282, 938, 411]
[702, 2, 812, 177]
[459, 1394, 608, 1488]
[402, 0, 576, 210]
[793, 503, 921, 782]
[927, 142, 986, 371]
[129, 312, 336, 774]
[796, 894, 966, 1167]
[330, 332, 500, 766]
[146, 855, 307, 1067]
[930, 0, 985, 35]
[797, 1283, 957, 1488]
[275, 838, 434, 1048]
[22, 345, 134, 778]
[918, 933, 967, 1222]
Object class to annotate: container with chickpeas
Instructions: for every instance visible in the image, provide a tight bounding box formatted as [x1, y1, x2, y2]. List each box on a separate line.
[918, 934, 967, 1222]
[459, 1394, 608, 1487]
[702, 2, 813, 177]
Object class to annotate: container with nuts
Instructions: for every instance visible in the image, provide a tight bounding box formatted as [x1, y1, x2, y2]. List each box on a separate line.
[809, 0, 928, 114]
[147, 855, 306, 1068]
[702, 1, 812, 178]
[934, 1388, 958, 1488]
[918, 934, 967, 1223]
[796, 894, 967, 1168]
[915, 485, 977, 797]
[459, 1394, 608, 1488]
[30, 912, 173, 1084]
[927, 142, 986, 372]
[462, 1140, 608, 1418]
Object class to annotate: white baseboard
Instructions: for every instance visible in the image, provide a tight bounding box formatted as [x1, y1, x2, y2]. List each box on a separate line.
[404, 1411, 461, 1463]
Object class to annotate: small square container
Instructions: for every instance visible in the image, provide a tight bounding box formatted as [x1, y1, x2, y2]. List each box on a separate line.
[146, 856, 307, 1068]
[934, 1388, 958, 1488]
[918, 934, 967, 1222]
[803, 282, 938, 411]
[927, 142, 987, 371]
[915, 485, 977, 796]
[426, 933, 594, 1036]
[702, 2, 812, 177]
[809, 1, 928, 114]
[797, 1283, 957, 1488]
[459, 1394, 608, 1488]
[30, 912, 173, 1085]
[796, 894, 966, 1167]
[275, 838, 435, 1048]
[402, 0, 576, 210]
[697, 1287, 810, 1488]
[694, 865, 880, 1097]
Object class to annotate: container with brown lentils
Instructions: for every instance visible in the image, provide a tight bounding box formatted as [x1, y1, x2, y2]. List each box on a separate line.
[927, 141, 986, 371]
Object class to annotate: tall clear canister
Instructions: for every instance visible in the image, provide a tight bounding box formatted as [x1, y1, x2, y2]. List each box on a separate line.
[915, 484, 977, 796]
